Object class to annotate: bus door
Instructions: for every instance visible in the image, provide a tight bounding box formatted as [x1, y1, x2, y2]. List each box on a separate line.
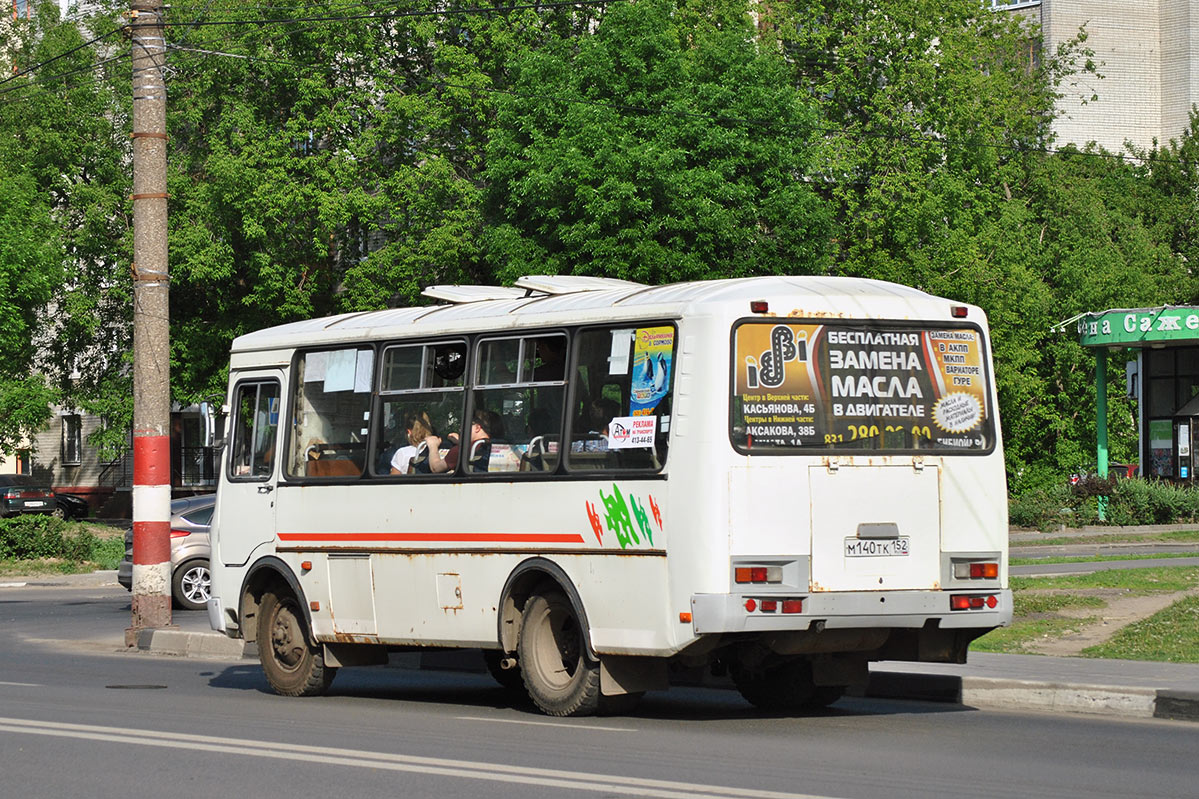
[219, 373, 283, 565]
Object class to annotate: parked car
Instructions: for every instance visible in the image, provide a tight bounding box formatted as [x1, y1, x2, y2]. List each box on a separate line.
[52, 493, 90, 520]
[118, 494, 214, 611]
[0, 475, 58, 518]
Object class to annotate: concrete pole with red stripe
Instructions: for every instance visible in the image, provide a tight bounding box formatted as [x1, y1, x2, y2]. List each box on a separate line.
[125, 1, 173, 645]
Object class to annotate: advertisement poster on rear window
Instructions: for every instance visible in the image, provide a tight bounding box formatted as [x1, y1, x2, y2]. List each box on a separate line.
[731, 322, 993, 452]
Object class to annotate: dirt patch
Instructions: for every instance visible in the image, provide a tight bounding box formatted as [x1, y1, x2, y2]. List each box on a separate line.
[1023, 588, 1199, 656]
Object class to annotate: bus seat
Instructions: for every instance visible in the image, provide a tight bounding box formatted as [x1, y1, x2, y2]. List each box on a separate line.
[307, 458, 361, 477]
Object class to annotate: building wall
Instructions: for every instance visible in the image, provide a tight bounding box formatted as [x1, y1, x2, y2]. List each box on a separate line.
[1000, 0, 1199, 153]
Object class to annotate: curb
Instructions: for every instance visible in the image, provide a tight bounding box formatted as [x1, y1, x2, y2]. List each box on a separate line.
[134, 628, 252, 659]
[866, 671, 1199, 722]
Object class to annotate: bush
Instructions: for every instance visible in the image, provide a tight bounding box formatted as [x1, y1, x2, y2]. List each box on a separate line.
[1012, 475, 1199, 527]
[0, 515, 100, 561]
[1009, 482, 1075, 530]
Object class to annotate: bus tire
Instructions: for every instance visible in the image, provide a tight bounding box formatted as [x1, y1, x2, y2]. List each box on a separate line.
[518, 590, 600, 717]
[733, 660, 825, 712]
[257, 589, 336, 697]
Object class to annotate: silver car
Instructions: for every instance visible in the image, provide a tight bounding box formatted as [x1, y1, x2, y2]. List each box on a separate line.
[117, 494, 214, 611]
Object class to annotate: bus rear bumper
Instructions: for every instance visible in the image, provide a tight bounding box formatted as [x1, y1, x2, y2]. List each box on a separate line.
[690, 589, 1012, 635]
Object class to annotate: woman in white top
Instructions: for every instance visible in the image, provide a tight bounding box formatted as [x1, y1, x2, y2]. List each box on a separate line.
[390, 411, 435, 474]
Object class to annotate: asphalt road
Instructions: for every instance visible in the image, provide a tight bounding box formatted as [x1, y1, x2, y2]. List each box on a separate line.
[2, 583, 1198, 799]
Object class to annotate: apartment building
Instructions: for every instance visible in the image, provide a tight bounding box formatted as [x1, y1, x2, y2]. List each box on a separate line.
[994, 0, 1199, 153]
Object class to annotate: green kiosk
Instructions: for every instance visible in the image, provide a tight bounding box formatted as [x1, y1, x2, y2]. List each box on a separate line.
[1075, 306, 1199, 518]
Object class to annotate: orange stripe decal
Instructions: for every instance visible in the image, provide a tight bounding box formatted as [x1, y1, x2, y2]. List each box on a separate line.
[277, 532, 587, 544]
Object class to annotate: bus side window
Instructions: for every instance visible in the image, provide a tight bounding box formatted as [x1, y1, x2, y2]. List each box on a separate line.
[287, 348, 374, 479]
[567, 326, 675, 472]
[473, 333, 567, 473]
[230, 381, 280, 478]
[372, 340, 467, 477]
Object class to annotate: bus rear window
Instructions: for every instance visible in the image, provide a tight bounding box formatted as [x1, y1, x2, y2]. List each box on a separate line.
[731, 321, 994, 453]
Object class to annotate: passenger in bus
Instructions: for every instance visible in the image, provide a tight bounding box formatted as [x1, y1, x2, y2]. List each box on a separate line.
[571, 397, 619, 452]
[390, 411, 435, 475]
[426, 409, 501, 473]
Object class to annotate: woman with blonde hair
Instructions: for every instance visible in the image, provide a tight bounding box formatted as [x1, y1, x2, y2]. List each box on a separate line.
[390, 410, 435, 474]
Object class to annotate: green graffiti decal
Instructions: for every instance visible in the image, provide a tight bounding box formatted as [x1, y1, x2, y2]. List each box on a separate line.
[596, 484, 660, 549]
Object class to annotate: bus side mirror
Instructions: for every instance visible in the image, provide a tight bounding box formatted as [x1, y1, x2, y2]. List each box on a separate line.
[200, 401, 226, 449]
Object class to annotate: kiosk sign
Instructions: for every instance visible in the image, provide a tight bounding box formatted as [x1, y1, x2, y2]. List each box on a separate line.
[731, 321, 994, 452]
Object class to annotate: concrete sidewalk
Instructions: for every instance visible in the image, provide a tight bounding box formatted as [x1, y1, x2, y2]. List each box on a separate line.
[7, 569, 1197, 723]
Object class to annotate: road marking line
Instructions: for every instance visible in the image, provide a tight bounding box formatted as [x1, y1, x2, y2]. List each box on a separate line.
[454, 715, 636, 732]
[0, 582, 28, 588]
[0, 716, 845, 799]
[0, 681, 40, 687]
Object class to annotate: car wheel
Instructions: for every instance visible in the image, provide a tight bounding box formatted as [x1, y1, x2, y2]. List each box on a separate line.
[172, 559, 211, 611]
[50, 507, 67, 520]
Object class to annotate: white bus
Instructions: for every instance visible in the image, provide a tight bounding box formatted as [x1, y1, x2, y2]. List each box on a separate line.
[207, 275, 1010, 716]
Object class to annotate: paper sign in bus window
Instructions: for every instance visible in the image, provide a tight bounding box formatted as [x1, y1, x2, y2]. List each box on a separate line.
[608, 416, 656, 449]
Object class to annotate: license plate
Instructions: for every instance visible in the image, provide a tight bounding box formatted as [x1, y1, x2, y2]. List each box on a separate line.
[25, 500, 45, 508]
[845, 537, 909, 557]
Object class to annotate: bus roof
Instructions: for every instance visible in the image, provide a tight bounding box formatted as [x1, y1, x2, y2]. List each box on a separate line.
[231, 275, 961, 354]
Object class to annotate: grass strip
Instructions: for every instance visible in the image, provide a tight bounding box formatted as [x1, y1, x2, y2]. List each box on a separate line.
[1011, 565, 1199, 593]
[1082, 595, 1199, 663]
[1011, 552, 1199, 566]
[1012, 530, 1199, 547]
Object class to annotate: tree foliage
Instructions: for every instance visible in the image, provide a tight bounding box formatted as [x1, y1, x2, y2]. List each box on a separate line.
[2, 0, 1198, 489]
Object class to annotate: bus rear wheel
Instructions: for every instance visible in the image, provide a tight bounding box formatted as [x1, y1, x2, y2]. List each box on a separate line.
[518, 590, 600, 716]
[734, 660, 839, 712]
[257, 589, 336, 697]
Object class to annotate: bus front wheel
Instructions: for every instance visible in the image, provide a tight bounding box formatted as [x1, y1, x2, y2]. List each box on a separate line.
[257, 589, 336, 697]
[518, 590, 600, 716]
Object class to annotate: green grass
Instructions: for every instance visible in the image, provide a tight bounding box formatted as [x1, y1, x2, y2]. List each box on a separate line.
[972, 566, 1199, 662]
[1014, 592, 1107, 615]
[1010, 565, 1199, 593]
[1011, 552, 1199, 566]
[972, 616, 1101, 653]
[1082, 596, 1199, 663]
[1013, 530, 1199, 547]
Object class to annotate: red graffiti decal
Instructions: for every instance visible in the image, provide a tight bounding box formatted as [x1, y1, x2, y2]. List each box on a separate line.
[586, 501, 604, 544]
[649, 495, 662, 530]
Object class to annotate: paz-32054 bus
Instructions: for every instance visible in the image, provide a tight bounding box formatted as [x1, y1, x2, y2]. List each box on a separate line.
[206, 275, 1009, 716]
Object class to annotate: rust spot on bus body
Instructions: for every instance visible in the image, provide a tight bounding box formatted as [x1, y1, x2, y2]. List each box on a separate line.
[331, 631, 380, 645]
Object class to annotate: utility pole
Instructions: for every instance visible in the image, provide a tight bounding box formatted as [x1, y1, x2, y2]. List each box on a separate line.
[126, 1, 173, 645]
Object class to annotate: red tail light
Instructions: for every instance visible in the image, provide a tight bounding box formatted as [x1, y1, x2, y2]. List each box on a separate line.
[951, 594, 996, 611]
[759, 599, 778, 612]
[781, 599, 803, 614]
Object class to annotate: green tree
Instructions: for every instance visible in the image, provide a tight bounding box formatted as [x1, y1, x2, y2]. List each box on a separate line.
[482, 0, 831, 285]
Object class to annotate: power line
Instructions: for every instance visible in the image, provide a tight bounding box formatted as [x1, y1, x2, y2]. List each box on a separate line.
[0, 25, 128, 88]
[165, 0, 624, 28]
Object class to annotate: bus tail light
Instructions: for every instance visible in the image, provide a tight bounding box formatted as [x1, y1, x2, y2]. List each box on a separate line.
[735, 566, 783, 584]
[950, 594, 997, 611]
[781, 599, 802, 614]
[750, 300, 769, 313]
[951, 305, 968, 318]
[953, 561, 999, 579]
[759, 599, 778, 612]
